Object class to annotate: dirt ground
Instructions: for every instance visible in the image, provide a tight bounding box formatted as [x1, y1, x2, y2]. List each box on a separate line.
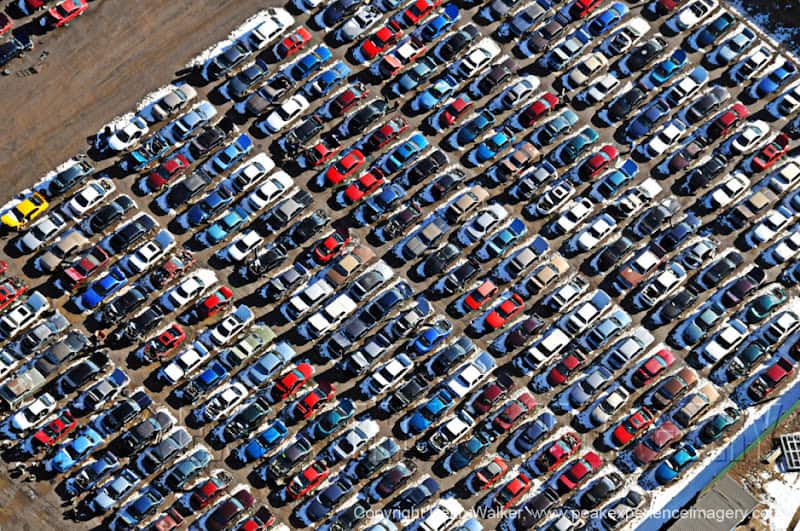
[0, 0, 275, 189]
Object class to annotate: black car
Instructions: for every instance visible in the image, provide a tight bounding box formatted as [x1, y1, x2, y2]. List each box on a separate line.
[101, 286, 148, 326]
[515, 488, 560, 529]
[345, 100, 388, 136]
[307, 478, 355, 522]
[266, 436, 312, 479]
[0, 33, 32, 68]
[440, 258, 481, 296]
[592, 236, 634, 273]
[682, 154, 728, 194]
[383, 373, 431, 414]
[474, 58, 518, 97]
[107, 214, 157, 255]
[228, 59, 269, 100]
[189, 119, 235, 158]
[99, 391, 152, 435]
[387, 477, 440, 521]
[119, 410, 175, 456]
[685, 86, 729, 124]
[165, 173, 213, 211]
[354, 438, 400, 479]
[659, 289, 697, 322]
[437, 24, 479, 62]
[33, 331, 90, 375]
[404, 150, 448, 187]
[321, 0, 362, 27]
[626, 37, 668, 72]
[207, 42, 251, 79]
[361, 282, 414, 326]
[524, 20, 565, 54]
[699, 252, 743, 288]
[247, 244, 288, 278]
[427, 337, 475, 377]
[55, 351, 111, 396]
[289, 209, 330, 246]
[47, 159, 94, 198]
[607, 87, 646, 123]
[428, 168, 466, 203]
[262, 263, 309, 303]
[350, 268, 391, 302]
[281, 115, 324, 152]
[118, 306, 166, 343]
[580, 472, 624, 509]
[423, 243, 461, 277]
[381, 203, 423, 241]
[330, 499, 370, 531]
[85, 195, 135, 235]
[138, 428, 192, 475]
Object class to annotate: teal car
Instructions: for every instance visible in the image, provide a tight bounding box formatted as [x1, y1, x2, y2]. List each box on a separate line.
[473, 130, 515, 164]
[744, 286, 787, 324]
[206, 206, 249, 245]
[552, 127, 599, 166]
[654, 443, 698, 485]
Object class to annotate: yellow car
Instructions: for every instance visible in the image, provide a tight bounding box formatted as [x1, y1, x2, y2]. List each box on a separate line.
[1, 192, 48, 230]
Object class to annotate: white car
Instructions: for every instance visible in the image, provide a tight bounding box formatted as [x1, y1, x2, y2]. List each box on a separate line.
[580, 73, 620, 105]
[770, 230, 800, 263]
[367, 354, 413, 396]
[667, 69, 707, 106]
[700, 319, 748, 364]
[645, 119, 687, 159]
[226, 230, 263, 262]
[8, 393, 56, 433]
[246, 170, 294, 213]
[455, 38, 501, 80]
[637, 262, 687, 309]
[674, 0, 718, 31]
[125, 230, 175, 275]
[552, 197, 594, 236]
[228, 153, 275, 193]
[680, 237, 718, 269]
[731, 46, 774, 83]
[203, 382, 248, 422]
[208, 306, 254, 346]
[337, 5, 382, 42]
[564, 52, 608, 90]
[444, 352, 496, 398]
[602, 17, 650, 56]
[706, 172, 748, 209]
[248, 8, 295, 50]
[0, 292, 50, 340]
[767, 160, 800, 193]
[66, 178, 115, 218]
[750, 207, 794, 245]
[17, 212, 65, 253]
[461, 204, 509, 243]
[489, 76, 540, 112]
[161, 269, 218, 311]
[107, 116, 149, 152]
[589, 387, 630, 425]
[328, 419, 380, 461]
[159, 343, 210, 385]
[533, 180, 575, 217]
[419, 499, 464, 531]
[571, 213, 617, 252]
[259, 94, 310, 134]
[730, 120, 770, 155]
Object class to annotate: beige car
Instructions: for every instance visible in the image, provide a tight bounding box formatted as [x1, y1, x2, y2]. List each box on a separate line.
[528, 254, 570, 292]
[38, 230, 89, 273]
[672, 383, 720, 428]
[444, 186, 490, 224]
[325, 244, 375, 286]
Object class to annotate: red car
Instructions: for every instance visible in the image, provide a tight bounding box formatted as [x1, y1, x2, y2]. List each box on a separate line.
[237, 507, 276, 531]
[272, 363, 314, 402]
[569, 0, 603, 19]
[495, 472, 531, 510]
[31, 410, 77, 448]
[578, 144, 618, 180]
[632, 421, 682, 465]
[324, 149, 366, 186]
[366, 118, 409, 152]
[611, 407, 655, 447]
[344, 170, 385, 203]
[0, 13, 12, 35]
[304, 138, 342, 168]
[190, 476, 230, 510]
[274, 26, 312, 60]
[484, 293, 525, 330]
[285, 461, 329, 500]
[557, 451, 603, 491]
[707, 103, 749, 140]
[535, 432, 581, 473]
[547, 350, 587, 386]
[361, 25, 401, 60]
[148, 154, 190, 190]
[492, 392, 536, 432]
[293, 381, 335, 420]
[207, 489, 255, 531]
[474, 456, 508, 490]
[751, 133, 790, 172]
[198, 286, 234, 319]
[62, 245, 110, 291]
[749, 356, 796, 402]
[631, 349, 675, 387]
[472, 374, 516, 415]
[400, 0, 442, 26]
[464, 280, 498, 311]
[142, 324, 186, 362]
[44, 0, 87, 28]
[314, 231, 352, 263]
[0, 277, 27, 314]
[329, 85, 369, 118]
[519, 92, 558, 128]
[439, 96, 474, 128]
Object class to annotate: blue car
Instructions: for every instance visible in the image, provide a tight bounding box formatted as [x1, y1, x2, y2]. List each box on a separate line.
[586, 2, 628, 37]
[484, 217, 527, 259]
[65, 452, 121, 496]
[304, 61, 352, 99]
[593, 160, 638, 200]
[513, 411, 557, 453]
[415, 4, 459, 42]
[211, 134, 253, 174]
[649, 48, 688, 86]
[406, 389, 455, 435]
[186, 185, 235, 227]
[755, 61, 798, 98]
[383, 133, 429, 173]
[205, 206, 249, 245]
[312, 398, 356, 440]
[535, 109, 579, 146]
[474, 130, 515, 164]
[696, 12, 735, 49]
[363, 183, 406, 222]
[238, 420, 289, 463]
[584, 309, 632, 349]
[412, 321, 452, 355]
[81, 266, 127, 310]
[455, 110, 496, 146]
[291, 45, 333, 82]
[114, 487, 164, 528]
[624, 98, 671, 141]
[184, 361, 229, 401]
[50, 427, 104, 473]
[413, 75, 458, 111]
[395, 57, 439, 95]
[129, 134, 173, 171]
[654, 443, 698, 485]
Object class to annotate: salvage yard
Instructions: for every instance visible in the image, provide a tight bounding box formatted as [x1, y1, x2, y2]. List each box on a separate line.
[0, 0, 799, 530]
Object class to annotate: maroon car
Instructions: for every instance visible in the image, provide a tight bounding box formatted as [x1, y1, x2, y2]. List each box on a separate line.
[632, 421, 682, 465]
[62, 245, 109, 291]
[206, 488, 255, 531]
[492, 392, 536, 433]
